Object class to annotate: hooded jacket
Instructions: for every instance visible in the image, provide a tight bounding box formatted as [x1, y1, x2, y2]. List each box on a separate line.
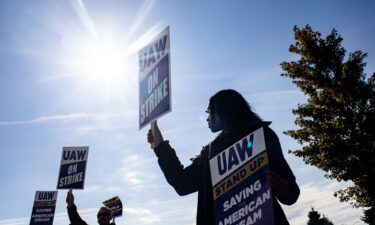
[154, 121, 299, 225]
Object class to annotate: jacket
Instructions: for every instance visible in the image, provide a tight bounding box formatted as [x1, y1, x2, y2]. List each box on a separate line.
[154, 121, 300, 225]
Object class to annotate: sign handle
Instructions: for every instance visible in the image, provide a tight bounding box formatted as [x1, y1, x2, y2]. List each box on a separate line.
[151, 120, 157, 149]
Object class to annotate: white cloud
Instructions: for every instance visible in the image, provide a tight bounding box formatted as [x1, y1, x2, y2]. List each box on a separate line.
[117, 154, 158, 191]
[245, 89, 306, 111]
[0, 113, 89, 126]
[122, 197, 196, 225]
[0, 111, 136, 128]
[284, 180, 365, 225]
[0, 209, 96, 225]
[82, 153, 159, 194]
[247, 89, 302, 98]
[0, 217, 29, 225]
[125, 206, 161, 224]
[84, 184, 102, 193]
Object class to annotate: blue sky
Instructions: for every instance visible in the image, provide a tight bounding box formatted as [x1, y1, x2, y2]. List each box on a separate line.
[0, 0, 374, 225]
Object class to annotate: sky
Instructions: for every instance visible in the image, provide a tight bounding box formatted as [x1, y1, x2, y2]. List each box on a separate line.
[0, 0, 374, 225]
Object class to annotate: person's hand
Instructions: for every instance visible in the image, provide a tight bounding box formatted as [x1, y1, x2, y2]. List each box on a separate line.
[147, 121, 164, 149]
[66, 189, 74, 208]
[267, 170, 291, 199]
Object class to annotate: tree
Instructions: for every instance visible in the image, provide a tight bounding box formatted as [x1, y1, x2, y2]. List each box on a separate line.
[281, 25, 375, 224]
[307, 207, 334, 225]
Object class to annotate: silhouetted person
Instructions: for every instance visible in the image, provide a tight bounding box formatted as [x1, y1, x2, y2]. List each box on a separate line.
[147, 89, 300, 225]
[66, 190, 115, 225]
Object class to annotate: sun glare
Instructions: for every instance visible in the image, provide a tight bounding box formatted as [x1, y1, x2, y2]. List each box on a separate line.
[63, 23, 163, 91]
[40, 0, 163, 102]
[70, 37, 125, 86]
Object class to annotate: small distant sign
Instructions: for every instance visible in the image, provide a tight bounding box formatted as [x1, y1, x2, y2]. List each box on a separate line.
[29, 191, 58, 225]
[138, 26, 171, 130]
[103, 196, 123, 218]
[57, 146, 89, 189]
[209, 127, 275, 225]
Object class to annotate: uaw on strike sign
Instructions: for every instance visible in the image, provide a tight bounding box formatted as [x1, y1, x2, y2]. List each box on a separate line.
[57, 146, 89, 189]
[30, 191, 57, 225]
[210, 128, 275, 225]
[139, 26, 171, 129]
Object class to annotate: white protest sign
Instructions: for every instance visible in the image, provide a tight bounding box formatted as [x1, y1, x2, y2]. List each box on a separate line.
[30, 191, 58, 225]
[209, 128, 275, 225]
[210, 128, 266, 186]
[139, 26, 171, 129]
[57, 146, 89, 189]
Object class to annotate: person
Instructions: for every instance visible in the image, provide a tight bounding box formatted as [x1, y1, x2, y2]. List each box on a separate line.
[66, 190, 115, 225]
[147, 89, 300, 225]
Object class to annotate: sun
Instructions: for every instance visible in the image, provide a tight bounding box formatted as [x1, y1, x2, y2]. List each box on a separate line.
[68, 36, 126, 87]
[39, 0, 163, 101]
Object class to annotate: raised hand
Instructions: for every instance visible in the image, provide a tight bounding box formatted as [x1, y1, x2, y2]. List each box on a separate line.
[147, 121, 164, 149]
[66, 189, 74, 208]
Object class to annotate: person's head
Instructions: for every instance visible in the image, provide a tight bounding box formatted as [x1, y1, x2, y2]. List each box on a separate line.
[97, 207, 112, 225]
[207, 89, 262, 133]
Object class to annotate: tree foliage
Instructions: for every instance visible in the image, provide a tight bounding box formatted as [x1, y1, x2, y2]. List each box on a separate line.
[307, 207, 334, 225]
[281, 25, 375, 224]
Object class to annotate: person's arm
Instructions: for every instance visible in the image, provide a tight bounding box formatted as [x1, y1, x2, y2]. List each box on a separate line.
[66, 191, 88, 225]
[265, 127, 300, 205]
[154, 141, 203, 196]
[148, 121, 202, 196]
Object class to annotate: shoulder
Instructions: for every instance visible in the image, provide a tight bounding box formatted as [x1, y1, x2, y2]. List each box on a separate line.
[246, 121, 275, 137]
[247, 121, 280, 146]
[263, 125, 278, 139]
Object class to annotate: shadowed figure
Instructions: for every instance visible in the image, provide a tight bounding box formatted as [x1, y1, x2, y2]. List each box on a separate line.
[66, 190, 115, 225]
[147, 89, 300, 225]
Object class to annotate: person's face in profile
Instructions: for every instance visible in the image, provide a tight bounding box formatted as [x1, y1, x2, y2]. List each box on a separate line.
[97, 207, 111, 225]
[206, 105, 223, 133]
